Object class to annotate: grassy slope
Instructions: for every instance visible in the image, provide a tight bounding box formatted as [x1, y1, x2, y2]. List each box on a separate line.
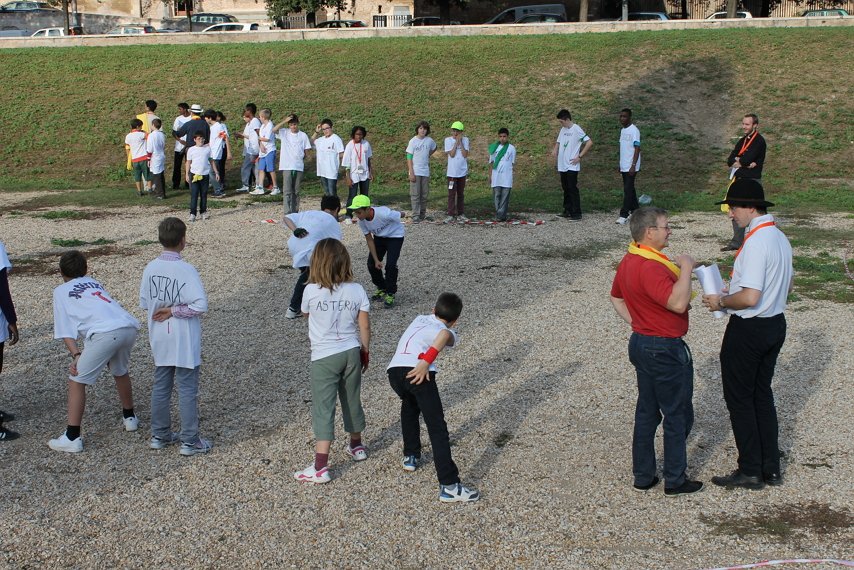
[0, 27, 852, 213]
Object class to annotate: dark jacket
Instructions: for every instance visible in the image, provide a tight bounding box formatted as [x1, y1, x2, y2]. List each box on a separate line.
[727, 132, 766, 179]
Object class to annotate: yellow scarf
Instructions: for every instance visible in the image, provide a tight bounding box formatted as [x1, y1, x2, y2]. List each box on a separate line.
[628, 241, 680, 277]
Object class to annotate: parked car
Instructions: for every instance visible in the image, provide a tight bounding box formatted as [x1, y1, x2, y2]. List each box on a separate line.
[802, 8, 848, 16]
[402, 16, 462, 26]
[485, 4, 567, 24]
[0, 1, 59, 11]
[32, 27, 65, 37]
[105, 25, 158, 36]
[706, 10, 753, 18]
[624, 12, 670, 20]
[0, 24, 30, 36]
[190, 13, 238, 25]
[156, 28, 184, 33]
[515, 12, 567, 23]
[202, 22, 260, 32]
[315, 19, 366, 28]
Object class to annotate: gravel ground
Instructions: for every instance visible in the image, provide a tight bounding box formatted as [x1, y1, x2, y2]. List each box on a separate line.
[0, 195, 851, 569]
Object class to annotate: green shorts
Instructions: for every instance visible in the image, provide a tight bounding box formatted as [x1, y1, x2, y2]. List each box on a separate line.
[132, 161, 150, 182]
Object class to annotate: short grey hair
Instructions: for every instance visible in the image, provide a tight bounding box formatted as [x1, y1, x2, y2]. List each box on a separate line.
[629, 207, 667, 242]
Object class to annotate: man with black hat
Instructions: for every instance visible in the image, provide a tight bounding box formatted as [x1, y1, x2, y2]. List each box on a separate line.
[173, 104, 210, 147]
[721, 114, 766, 251]
[703, 178, 792, 490]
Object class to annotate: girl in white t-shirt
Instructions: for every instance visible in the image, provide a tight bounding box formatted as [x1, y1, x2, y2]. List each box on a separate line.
[295, 239, 371, 484]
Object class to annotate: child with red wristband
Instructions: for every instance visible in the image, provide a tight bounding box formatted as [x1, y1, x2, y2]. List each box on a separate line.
[386, 292, 480, 503]
[294, 239, 371, 484]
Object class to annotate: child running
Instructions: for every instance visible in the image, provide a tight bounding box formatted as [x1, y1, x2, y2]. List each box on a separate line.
[387, 292, 480, 503]
[294, 238, 371, 484]
[48, 250, 141, 453]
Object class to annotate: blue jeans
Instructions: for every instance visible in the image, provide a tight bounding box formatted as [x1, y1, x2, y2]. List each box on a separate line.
[320, 176, 338, 197]
[492, 186, 511, 220]
[151, 365, 201, 445]
[189, 175, 208, 216]
[241, 154, 257, 187]
[628, 333, 694, 488]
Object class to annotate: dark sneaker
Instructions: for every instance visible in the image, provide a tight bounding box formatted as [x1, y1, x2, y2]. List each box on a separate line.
[764, 472, 783, 486]
[557, 212, 571, 218]
[371, 289, 386, 301]
[402, 455, 419, 472]
[383, 294, 395, 308]
[0, 410, 15, 423]
[0, 426, 20, 441]
[633, 476, 660, 492]
[711, 470, 764, 490]
[664, 480, 704, 497]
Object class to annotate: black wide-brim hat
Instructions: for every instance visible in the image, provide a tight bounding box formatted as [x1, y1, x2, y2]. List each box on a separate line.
[715, 178, 775, 208]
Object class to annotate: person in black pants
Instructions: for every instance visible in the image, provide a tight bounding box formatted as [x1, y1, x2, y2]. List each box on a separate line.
[349, 195, 405, 308]
[0, 241, 20, 441]
[171, 103, 191, 190]
[721, 114, 766, 251]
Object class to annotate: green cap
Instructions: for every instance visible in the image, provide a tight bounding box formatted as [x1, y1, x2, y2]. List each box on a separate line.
[451, 121, 465, 131]
[348, 195, 371, 209]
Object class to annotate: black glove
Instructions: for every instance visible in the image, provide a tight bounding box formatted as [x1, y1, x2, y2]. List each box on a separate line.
[293, 228, 308, 238]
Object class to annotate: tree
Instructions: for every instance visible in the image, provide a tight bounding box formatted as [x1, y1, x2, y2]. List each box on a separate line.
[579, 0, 589, 21]
[265, 0, 350, 25]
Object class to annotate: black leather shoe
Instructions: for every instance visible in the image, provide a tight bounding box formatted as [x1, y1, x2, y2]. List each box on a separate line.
[764, 472, 783, 486]
[665, 479, 704, 497]
[720, 244, 738, 252]
[711, 469, 765, 490]
[633, 476, 660, 492]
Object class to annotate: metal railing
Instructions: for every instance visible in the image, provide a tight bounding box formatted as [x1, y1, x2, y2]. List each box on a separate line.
[372, 14, 413, 27]
[664, 0, 853, 18]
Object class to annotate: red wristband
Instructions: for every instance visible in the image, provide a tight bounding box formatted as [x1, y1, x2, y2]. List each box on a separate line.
[417, 347, 439, 364]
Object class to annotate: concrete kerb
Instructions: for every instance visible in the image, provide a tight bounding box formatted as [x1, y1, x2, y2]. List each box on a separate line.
[0, 16, 852, 49]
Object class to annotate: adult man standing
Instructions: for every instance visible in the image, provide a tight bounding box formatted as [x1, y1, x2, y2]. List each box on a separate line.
[171, 103, 192, 191]
[721, 114, 766, 251]
[552, 109, 592, 221]
[610, 207, 702, 497]
[174, 104, 210, 148]
[703, 179, 792, 490]
[617, 108, 642, 225]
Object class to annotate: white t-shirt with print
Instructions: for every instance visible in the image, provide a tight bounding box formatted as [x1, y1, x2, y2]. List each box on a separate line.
[140, 258, 208, 369]
[314, 134, 344, 179]
[0, 242, 12, 343]
[342, 140, 373, 183]
[444, 136, 470, 178]
[387, 314, 458, 372]
[301, 282, 370, 361]
[729, 215, 793, 319]
[146, 130, 166, 174]
[243, 117, 261, 156]
[277, 130, 312, 171]
[556, 124, 590, 173]
[490, 143, 516, 188]
[186, 145, 212, 176]
[53, 277, 140, 340]
[173, 115, 192, 152]
[259, 122, 275, 157]
[209, 122, 227, 160]
[125, 130, 148, 161]
[286, 211, 343, 268]
[406, 136, 437, 177]
[357, 206, 406, 238]
[619, 124, 642, 172]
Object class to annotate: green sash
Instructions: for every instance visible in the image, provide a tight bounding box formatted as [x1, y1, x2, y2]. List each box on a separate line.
[488, 142, 509, 170]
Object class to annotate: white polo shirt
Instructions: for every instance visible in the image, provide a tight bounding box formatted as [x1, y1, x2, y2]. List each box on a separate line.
[729, 214, 793, 319]
[146, 129, 166, 175]
[556, 124, 590, 173]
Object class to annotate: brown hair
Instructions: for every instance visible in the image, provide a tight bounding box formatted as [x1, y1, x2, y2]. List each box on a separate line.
[158, 217, 186, 248]
[59, 250, 87, 279]
[309, 239, 353, 291]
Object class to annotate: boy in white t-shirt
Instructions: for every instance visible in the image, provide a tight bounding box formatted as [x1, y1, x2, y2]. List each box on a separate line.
[349, 195, 406, 309]
[125, 118, 150, 197]
[272, 113, 312, 214]
[48, 251, 141, 453]
[488, 127, 517, 222]
[0, 240, 20, 441]
[617, 108, 642, 225]
[551, 109, 593, 221]
[205, 110, 232, 197]
[185, 132, 219, 222]
[250, 108, 279, 196]
[387, 292, 479, 503]
[146, 118, 167, 199]
[140, 217, 212, 456]
[405, 121, 438, 222]
[311, 118, 345, 199]
[444, 121, 470, 223]
[235, 105, 261, 192]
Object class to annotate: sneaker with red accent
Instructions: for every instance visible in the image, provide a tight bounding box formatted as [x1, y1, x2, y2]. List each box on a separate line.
[344, 443, 368, 461]
[294, 463, 331, 484]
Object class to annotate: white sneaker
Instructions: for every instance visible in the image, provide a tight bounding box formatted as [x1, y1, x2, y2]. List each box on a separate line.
[179, 437, 213, 456]
[48, 432, 83, 453]
[188, 214, 196, 222]
[439, 482, 480, 503]
[249, 187, 265, 195]
[236, 185, 250, 193]
[457, 215, 469, 223]
[285, 308, 301, 319]
[122, 416, 139, 432]
[294, 463, 331, 484]
[344, 443, 368, 461]
[616, 216, 628, 225]
[270, 187, 281, 196]
[201, 212, 209, 221]
[443, 216, 456, 224]
[149, 432, 179, 450]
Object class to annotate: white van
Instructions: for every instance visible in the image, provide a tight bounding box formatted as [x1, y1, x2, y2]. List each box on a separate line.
[485, 4, 568, 24]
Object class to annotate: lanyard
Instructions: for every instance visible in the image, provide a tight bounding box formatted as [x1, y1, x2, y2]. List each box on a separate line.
[731, 221, 776, 276]
[738, 131, 758, 157]
[354, 142, 363, 164]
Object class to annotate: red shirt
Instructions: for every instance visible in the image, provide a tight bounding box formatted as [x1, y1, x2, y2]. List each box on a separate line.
[611, 253, 688, 338]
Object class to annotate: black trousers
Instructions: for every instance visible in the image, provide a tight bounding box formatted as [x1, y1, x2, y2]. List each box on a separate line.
[388, 367, 460, 486]
[559, 170, 581, 218]
[367, 236, 403, 295]
[720, 313, 786, 477]
[621, 172, 639, 218]
[288, 267, 309, 312]
[172, 150, 186, 190]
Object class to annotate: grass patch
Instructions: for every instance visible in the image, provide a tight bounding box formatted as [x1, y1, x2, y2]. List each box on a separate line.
[531, 239, 623, 262]
[132, 239, 158, 246]
[701, 502, 851, 541]
[207, 199, 240, 210]
[1, 28, 853, 214]
[39, 210, 88, 220]
[50, 238, 116, 248]
[792, 251, 853, 303]
[783, 225, 854, 249]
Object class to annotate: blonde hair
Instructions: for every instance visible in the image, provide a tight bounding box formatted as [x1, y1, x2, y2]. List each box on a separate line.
[309, 239, 353, 291]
